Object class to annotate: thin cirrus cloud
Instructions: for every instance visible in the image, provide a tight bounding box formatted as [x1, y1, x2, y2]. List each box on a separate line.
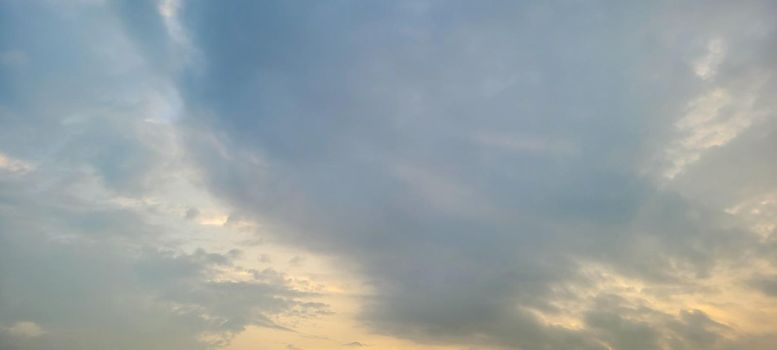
[1, 1, 776, 350]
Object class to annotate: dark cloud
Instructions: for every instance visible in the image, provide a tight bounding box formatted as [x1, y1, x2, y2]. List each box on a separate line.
[749, 275, 777, 297]
[2, 0, 777, 349]
[0, 2, 325, 349]
[173, 0, 777, 349]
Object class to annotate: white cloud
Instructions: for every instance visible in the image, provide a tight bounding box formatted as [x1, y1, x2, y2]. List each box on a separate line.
[726, 191, 777, 237]
[157, 0, 198, 70]
[693, 38, 726, 81]
[0, 152, 34, 174]
[4, 321, 45, 338]
[473, 131, 575, 156]
[663, 87, 762, 179]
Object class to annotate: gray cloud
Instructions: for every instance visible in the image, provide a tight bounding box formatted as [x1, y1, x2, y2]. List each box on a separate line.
[749, 275, 777, 297]
[2, 0, 777, 350]
[0, 1, 326, 349]
[174, 0, 777, 349]
[0, 177, 320, 350]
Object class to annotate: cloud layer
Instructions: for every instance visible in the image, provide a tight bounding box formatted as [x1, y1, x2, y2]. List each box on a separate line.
[2, 1, 777, 349]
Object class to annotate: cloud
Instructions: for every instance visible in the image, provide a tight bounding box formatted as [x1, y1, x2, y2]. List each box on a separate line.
[173, 0, 777, 349]
[0, 152, 33, 174]
[2, 1, 777, 350]
[0, 165, 324, 349]
[692, 38, 726, 81]
[3, 322, 45, 338]
[749, 275, 777, 296]
[0, 1, 330, 349]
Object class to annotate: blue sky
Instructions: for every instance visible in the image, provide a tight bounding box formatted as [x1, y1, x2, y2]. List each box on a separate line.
[1, 1, 777, 349]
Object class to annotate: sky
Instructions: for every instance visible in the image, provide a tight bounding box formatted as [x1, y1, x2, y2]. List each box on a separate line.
[1, 1, 777, 349]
